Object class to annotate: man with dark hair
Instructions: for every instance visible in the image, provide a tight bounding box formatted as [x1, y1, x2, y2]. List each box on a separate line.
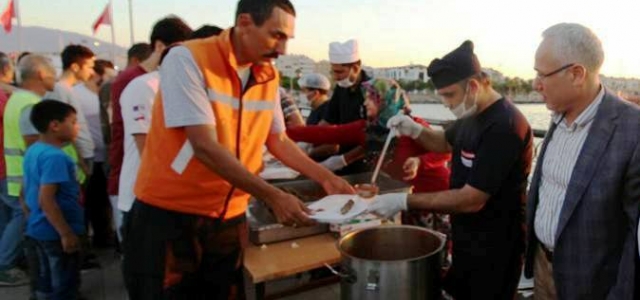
[191, 25, 224, 39]
[74, 59, 116, 248]
[60, 45, 95, 72]
[116, 23, 221, 241]
[45, 44, 95, 179]
[372, 41, 533, 299]
[126, 43, 151, 68]
[123, 1, 352, 299]
[99, 43, 150, 159]
[107, 16, 192, 244]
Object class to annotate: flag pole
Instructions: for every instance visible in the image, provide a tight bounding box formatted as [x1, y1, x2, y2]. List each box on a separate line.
[14, 0, 21, 52]
[109, 0, 116, 64]
[128, 0, 134, 45]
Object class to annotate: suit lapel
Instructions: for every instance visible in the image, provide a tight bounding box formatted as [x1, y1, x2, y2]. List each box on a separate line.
[554, 92, 619, 241]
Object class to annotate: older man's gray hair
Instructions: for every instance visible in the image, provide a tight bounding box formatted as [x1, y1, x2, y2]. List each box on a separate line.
[17, 54, 56, 85]
[542, 23, 604, 73]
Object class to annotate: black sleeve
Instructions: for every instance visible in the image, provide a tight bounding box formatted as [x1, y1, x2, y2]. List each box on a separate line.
[466, 126, 523, 196]
[323, 91, 340, 124]
[444, 120, 462, 147]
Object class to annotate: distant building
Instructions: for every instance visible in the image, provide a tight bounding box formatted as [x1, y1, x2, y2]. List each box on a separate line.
[315, 60, 333, 82]
[362, 65, 375, 77]
[373, 64, 429, 83]
[602, 76, 640, 94]
[274, 54, 316, 78]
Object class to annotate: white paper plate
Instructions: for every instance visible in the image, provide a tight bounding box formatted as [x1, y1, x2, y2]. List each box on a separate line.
[259, 166, 300, 180]
[307, 195, 368, 224]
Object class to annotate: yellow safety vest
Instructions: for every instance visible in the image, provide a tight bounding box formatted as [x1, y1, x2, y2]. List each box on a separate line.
[4, 90, 40, 196]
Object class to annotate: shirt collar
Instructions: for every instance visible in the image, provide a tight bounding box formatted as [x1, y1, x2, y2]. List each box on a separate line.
[552, 85, 605, 129]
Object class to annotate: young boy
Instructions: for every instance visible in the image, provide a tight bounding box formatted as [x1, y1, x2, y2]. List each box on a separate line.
[23, 100, 84, 299]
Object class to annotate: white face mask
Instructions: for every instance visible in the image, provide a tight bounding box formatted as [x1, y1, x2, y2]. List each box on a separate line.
[449, 84, 478, 119]
[299, 91, 316, 106]
[336, 69, 356, 88]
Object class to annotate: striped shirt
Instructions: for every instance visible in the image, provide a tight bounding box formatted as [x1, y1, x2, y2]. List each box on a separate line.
[534, 87, 605, 250]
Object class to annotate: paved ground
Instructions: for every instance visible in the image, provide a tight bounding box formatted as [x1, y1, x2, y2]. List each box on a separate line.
[0, 248, 533, 300]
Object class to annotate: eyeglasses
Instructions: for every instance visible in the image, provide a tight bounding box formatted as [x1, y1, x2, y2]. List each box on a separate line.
[536, 63, 575, 80]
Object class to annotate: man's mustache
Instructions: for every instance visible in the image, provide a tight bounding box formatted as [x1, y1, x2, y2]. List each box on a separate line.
[263, 51, 279, 59]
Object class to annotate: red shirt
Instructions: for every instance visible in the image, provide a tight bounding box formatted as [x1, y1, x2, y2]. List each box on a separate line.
[107, 65, 147, 195]
[0, 89, 9, 179]
[286, 117, 451, 192]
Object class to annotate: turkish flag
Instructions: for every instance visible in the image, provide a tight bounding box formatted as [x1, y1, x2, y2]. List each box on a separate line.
[92, 3, 111, 34]
[0, 0, 15, 33]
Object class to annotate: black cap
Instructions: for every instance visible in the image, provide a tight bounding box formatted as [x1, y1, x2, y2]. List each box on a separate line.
[427, 40, 482, 89]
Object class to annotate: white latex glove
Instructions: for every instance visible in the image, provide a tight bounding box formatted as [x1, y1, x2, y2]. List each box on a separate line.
[319, 155, 347, 171]
[368, 193, 408, 218]
[386, 115, 423, 139]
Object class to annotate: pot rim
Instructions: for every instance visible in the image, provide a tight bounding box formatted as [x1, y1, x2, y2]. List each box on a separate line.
[337, 225, 446, 263]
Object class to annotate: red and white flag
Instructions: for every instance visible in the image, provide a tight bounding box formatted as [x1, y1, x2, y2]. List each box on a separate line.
[0, 0, 15, 33]
[92, 3, 111, 34]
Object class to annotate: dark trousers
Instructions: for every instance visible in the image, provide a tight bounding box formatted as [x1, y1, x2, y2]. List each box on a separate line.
[443, 243, 524, 300]
[27, 237, 81, 300]
[84, 162, 113, 246]
[123, 200, 247, 300]
[23, 237, 39, 300]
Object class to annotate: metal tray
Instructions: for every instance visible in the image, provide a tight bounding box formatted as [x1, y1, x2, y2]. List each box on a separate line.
[247, 172, 412, 244]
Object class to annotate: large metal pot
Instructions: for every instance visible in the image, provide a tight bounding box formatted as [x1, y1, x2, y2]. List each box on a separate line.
[332, 225, 445, 300]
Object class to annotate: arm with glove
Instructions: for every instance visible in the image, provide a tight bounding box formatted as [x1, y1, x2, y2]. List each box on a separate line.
[368, 185, 490, 219]
[387, 115, 451, 153]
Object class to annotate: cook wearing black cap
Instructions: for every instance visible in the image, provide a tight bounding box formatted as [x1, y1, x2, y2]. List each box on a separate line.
[369, 41, 534, 299]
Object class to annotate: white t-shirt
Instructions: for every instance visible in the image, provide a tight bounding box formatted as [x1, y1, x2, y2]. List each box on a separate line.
[160, 46, 285, 133]
[117, 71, 159, 212]
[19, 105, 38, 136]
[73, 84, 106, 162]
[45, 81, 95, 159]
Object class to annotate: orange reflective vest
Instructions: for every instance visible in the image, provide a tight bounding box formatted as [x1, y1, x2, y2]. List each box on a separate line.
[134, 29, 279, 220]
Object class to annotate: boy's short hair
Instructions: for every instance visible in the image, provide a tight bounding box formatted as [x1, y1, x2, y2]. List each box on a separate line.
[30, 100, 77, 134]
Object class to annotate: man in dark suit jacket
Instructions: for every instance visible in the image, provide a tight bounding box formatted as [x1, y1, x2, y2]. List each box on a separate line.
[526, 22, 640, 300]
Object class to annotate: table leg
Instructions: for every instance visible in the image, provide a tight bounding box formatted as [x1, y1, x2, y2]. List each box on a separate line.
[244, 269, 265, 300]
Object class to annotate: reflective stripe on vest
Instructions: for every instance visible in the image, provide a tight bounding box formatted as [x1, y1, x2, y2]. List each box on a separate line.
[6, 176, 22, 184]
[206, 89, 275, 111]
[169, 89, 277, 174]
[4, 148, 23, 156]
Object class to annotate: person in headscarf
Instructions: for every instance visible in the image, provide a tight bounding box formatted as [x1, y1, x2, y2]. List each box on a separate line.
[286, 77, 451, 194]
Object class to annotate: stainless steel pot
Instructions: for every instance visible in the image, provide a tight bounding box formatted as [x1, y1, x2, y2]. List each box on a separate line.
[328, 225, 445, 300]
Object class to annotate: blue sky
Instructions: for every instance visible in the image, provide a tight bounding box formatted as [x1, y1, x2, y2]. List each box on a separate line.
[6, 0, 640, 79]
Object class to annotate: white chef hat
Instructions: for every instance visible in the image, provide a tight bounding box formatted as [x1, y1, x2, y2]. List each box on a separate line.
[329, 39, 360, 64]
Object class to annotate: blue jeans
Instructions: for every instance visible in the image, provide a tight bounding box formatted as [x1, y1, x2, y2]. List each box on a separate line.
[0, 179, 24, 270]
[32, 238, 80, 300]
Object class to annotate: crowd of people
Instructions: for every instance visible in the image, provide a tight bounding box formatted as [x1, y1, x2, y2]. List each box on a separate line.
[0, 0, 638, 299]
